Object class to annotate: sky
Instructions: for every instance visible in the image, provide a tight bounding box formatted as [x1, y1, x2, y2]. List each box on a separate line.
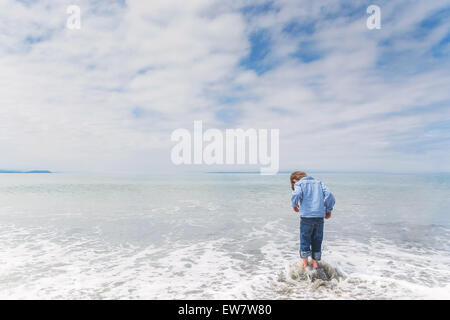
[0, 0, 449, 173]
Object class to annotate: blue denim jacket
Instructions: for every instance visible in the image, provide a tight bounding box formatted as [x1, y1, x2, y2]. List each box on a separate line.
[291, 176, 335, 218]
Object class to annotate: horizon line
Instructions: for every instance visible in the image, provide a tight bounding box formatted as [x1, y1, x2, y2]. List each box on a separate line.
[2, 169, 449, 175]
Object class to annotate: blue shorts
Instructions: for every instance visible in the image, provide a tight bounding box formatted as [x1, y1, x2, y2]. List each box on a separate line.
[300, 217, 324, 261]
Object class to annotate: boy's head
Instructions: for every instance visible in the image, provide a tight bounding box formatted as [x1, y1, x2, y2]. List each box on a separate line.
[290, 171, 307, 190]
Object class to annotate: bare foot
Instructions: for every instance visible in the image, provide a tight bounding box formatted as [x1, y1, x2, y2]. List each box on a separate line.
[312, 259, 319, 269]
[302, 258, 309, 269]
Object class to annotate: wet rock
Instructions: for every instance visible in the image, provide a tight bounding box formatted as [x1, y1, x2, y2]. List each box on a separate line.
[284, 260, 344, 285]
[311, 268, 329, 282]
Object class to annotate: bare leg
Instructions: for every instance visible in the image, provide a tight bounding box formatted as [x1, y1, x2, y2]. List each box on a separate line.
[302, 257, 309, 269]
[311, 259, 319, 269]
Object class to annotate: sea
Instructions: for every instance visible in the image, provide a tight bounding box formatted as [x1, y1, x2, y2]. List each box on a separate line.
[0, 172, 449, 299]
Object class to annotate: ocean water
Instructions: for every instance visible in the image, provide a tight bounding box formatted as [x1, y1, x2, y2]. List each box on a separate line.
[0, 172, 449, 299]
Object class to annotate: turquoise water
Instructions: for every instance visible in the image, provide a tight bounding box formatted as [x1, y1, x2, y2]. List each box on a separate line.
[0, 173, 449, 299]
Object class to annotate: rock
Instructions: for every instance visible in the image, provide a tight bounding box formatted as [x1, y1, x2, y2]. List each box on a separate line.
[311, 268, 329, 282]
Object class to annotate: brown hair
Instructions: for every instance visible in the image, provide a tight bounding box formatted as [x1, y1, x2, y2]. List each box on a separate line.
[290, 171, 307, 190]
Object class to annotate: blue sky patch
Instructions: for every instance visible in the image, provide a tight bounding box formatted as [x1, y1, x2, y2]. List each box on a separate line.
[282, 20, 316, 37]
[215, 107, 242, 124]
[240, 29, 274, 74]
[291, 40, 323, 63]
[241, 1, 278, 17]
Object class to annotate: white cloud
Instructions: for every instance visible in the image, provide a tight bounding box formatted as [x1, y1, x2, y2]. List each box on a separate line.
[0, 0, 449, 173]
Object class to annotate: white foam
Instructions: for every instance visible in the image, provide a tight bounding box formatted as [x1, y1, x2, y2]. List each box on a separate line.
[0, 221, 449, 299]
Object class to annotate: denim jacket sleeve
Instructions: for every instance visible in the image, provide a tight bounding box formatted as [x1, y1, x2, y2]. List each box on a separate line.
[321, 182, 335, 212]
[291, 183, 303, 207]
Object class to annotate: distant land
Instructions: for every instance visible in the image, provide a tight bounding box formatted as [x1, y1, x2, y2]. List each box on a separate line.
[0, 170, 52, 173]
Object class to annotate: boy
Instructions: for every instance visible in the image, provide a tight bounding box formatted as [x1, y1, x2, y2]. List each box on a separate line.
[290, 171, 335, 270]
